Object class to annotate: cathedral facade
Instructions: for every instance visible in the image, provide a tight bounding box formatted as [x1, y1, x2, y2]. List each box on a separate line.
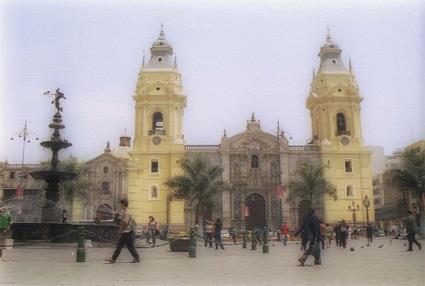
[127, 28, 375, 231]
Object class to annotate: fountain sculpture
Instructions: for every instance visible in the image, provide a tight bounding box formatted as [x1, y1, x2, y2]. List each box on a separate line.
[30, 88, 76, 222]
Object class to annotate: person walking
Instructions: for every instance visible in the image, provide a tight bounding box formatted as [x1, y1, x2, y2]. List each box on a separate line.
[105, 198, 140, 263]
[281, 222, 289, 246]
[204, 220, 214, 247]
[405, 210, 422, 251]
[298, 208, 322, 266]
[366, 224, 373, 243]
[325, 223, 333, 248]
[339, 220, 349, 248]
[0, 208, 12, 234]
[229, 226, 237, 244]
[254, 227, 262, 246]
[147, 216, 158, 247]
[333, 222, 341, 247]
[214, 218, 224, 250]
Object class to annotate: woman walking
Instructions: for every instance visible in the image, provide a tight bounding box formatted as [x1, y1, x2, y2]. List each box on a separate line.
[147, 216, 158, 247]
[325, 223, 333, 248]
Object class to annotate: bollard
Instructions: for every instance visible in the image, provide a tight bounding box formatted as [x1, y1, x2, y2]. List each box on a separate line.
[76, 227, 86, 262]
[242, 229, 247, 249]
[251, 229, 256, 250]
[188, 227, 196, 258]
[262, 227, 269, 254]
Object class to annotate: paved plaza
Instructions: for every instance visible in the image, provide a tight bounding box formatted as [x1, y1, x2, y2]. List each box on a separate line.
[0, 237, 424, 286]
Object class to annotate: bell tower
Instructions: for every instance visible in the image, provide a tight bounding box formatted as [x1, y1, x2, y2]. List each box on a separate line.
[127, 25, 186, 229]
[306, 30, 374, 224]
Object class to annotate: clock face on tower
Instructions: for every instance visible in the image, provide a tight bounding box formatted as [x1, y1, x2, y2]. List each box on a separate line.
[340, 136, 350, 145]
[152, 136, 161, 145]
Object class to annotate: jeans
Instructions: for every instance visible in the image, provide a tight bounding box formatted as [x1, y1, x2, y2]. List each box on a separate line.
[204, 233, 213, 247]
[147, 229, 156, 246]
[282, 234, 288, 246]
[340, 232, 347, 248]
[215, 236, 224, 249]
[112, 231, 139, 261]
[407, 232, 421, 250]
[299, 240, 321, 263]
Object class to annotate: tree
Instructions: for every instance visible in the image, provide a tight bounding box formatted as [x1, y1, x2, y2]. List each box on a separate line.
[388, 149, 425, 238]
[59, 155, 93, 220]
[285, 160, 337, 210]
[165, 156, 230, 229]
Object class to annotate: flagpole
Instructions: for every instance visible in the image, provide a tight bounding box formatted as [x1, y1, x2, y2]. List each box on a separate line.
[277, 120, 282, 229]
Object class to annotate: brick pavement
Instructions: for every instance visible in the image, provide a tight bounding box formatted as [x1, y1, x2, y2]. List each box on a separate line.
[0, 237, 424, 286]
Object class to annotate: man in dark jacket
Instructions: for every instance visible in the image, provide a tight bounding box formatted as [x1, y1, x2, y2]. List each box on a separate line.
[405, 210, 422, 251]
[298, 208, 322, 266]
[339, 220, 349, 248]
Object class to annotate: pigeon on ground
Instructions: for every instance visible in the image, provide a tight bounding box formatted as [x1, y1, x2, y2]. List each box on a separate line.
[360, 246, 364, 248]
[378, 244, 384, 248]
[350, 247, 355, 251]
[366, 243, 370, 247]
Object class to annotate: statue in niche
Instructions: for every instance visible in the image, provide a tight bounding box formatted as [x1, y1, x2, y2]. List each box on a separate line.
[252, 172, 260, 187]
[232, 161, 241, 177]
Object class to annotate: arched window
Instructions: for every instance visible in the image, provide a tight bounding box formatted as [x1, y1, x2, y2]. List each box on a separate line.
[336, 113, 346, 132]
[101, 181, 110, 195]
[346, 185, 354, 197]
[251, 155, 259, 168]
[152, 112, 163, 129]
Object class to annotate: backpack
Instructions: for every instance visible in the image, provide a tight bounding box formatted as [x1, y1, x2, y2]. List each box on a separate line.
[128, 215, 137, 232]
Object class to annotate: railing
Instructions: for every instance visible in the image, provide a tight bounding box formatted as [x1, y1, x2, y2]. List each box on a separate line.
[185, 145, 220, 151]
[335, 130, 351, 136]
[289, 145, 319, 151]
[149, 129, 166, 136]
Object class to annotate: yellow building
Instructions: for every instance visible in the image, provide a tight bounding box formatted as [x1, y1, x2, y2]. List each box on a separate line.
[306, 32, 375, 224]
[127, 28, 375, 230]
[127, 27, 186, 229]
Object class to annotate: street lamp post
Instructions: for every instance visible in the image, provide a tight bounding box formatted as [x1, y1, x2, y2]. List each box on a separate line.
[9, 121, 39, 217]
[363, 195, 371, 224]
[348, 201, 360, 227]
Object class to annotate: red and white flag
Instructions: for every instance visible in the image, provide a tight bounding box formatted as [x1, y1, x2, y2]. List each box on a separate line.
[273, 184, 285, 199]
[243, 205, 250, 217]
[16, 185, 24, 200]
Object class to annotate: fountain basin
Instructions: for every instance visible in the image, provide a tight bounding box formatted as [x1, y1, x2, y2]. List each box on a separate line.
[11, 222, 119, 242]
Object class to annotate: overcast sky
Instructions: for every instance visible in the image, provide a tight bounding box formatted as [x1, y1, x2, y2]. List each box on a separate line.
[1, 0, 424, 164]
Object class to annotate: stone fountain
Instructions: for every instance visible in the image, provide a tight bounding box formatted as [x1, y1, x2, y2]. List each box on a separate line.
[11, 88, 118, 242]
[30, 88, 76, 222]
